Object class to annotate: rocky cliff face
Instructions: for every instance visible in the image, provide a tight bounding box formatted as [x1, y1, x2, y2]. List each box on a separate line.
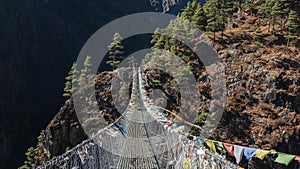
[0, 0, 188, 168]
[212, 20, 300, 152]
[214, 40, 300, 168]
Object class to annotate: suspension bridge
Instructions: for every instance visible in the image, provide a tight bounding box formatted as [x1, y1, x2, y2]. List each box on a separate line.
[36, 68, 239, 169]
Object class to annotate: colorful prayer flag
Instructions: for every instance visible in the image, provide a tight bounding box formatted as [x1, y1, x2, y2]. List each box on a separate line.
[255, 149, 271, 160]
[216, 141, 226, 154]
[275, 152, 296, 166]
[243, 147, 257, 161]
[234, 145, 244, 164]
[223, 143, 234, 156]
[206, 140, 216, 153]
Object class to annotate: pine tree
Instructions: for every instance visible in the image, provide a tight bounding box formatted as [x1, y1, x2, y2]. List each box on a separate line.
[191, 3, 207, 31]
[243, 0, 255, 16]
[82, 55, 92, 73]
[18, 147, 38, 169]
[280, 0, 291, 31]
[204, 0, 226, 41]
[222, 0, 238, 39]
[128, 56, 136, 67]
[63, 80, 72, 98]
[271, 0, 285, 34]
[78, 73, 86, 87]
[285, 10, 299, 47]
[18, 131, 45, 169]
[225, 0, 237, 17]
[254, 28, 263, 42]
[236, 0, 243, 15]
[152, 34, 166, 50]
[257, 0, 273, 32]
[63, 63, 79, 97]
[257, 0, 289, 34]
[180, 0, 198, 20]
[78, 55, 93, 86]
[106, 33, 124, 70]
[286, 10, 299, 34]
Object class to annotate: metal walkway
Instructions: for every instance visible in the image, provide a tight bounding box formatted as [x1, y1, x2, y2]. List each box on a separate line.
[115, 68, 160, 169]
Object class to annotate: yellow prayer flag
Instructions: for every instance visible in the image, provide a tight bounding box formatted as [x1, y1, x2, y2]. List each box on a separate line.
[255, 149, 270, 160]
[206, 140, 216, 153]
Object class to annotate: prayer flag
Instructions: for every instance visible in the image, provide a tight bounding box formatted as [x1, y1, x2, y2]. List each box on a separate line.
[275, 152, 296, 166]
[255, 149, 271, 160]
[223, 143, 234, 156]
[234, 145, 244, 164]
[206, 140, 216, 153]
[243, 147, 257, 161]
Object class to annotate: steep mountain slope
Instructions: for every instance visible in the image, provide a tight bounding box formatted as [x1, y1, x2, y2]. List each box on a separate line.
[0, 0, 188, 168]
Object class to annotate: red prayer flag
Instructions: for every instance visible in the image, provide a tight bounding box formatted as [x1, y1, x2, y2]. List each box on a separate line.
[223, 143, 234, 156]
[295, 156, 300, 162]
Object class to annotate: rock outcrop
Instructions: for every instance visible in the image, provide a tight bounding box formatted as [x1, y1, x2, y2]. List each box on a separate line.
[1, 0, 189, 168]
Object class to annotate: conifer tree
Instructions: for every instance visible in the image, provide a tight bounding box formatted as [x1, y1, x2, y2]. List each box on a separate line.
[63, 78, 72, 98]
[63, 63, 79, 97]
[18, 147, 38, 169]
[223, 0, 238, 29]
[257, 0, 273, 32]
[285, 10, 299, 47]
[236, 0, 243, 15]
[19, 131, 45, 169]
[271, 0, 284, 34]
[180, 0, 198, 20]
[191, 3, 207, 31]
[258, 0, 290, 33]
[78, 55, 93, 86]
[254, 28, 263, 42]
[78, 72, 86, 87]
[128, 56, 136, 67]
[225, 0, 237, 17]
[243, 0, 255, 16]
[280, 0, 291, 31]
[82, 55, 92, 73]
[204, 0, 226, 41]
[152, 34, 166, 50]
[106, 32, 125, 70]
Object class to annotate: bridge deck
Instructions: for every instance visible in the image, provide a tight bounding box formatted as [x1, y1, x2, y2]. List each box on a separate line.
[115, 69, 160, 169]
